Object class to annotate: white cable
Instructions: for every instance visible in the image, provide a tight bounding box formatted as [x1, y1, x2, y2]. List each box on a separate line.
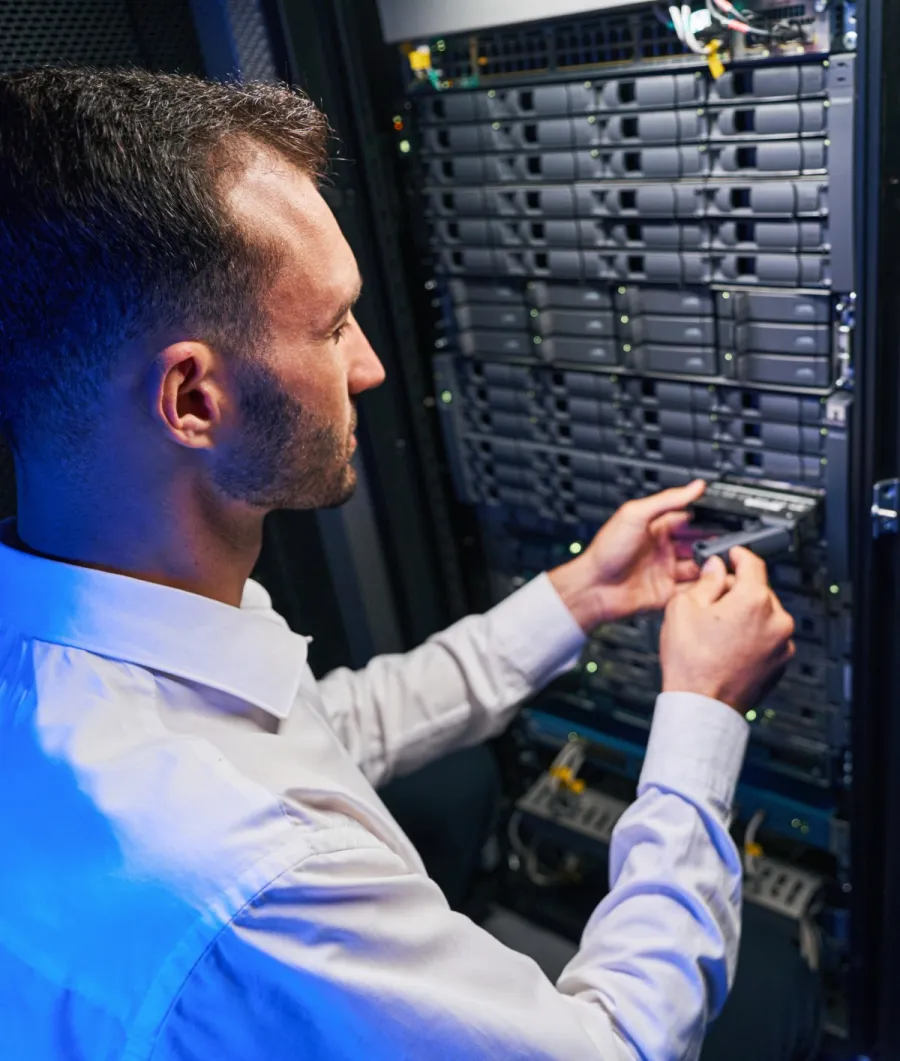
[507, 812, 570, 888]
[668, 5, 685, 40]
[681, 4, 711, 54]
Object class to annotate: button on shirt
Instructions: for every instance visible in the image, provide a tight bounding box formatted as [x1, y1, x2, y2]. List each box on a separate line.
[0, 531, 748, 1061]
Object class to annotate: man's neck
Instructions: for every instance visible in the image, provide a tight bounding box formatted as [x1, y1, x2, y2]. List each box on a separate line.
[14, 473, 264, 608]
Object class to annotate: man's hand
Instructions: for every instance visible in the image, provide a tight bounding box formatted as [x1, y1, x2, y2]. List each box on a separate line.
[548, 480, 707, 632]
[660, 547, 796, 714]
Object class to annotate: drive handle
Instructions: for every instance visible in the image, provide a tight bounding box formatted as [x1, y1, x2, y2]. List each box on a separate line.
[692, 525, 793, 571]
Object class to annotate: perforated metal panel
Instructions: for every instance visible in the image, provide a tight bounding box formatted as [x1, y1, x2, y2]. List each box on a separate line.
[0, 0, 205, 74]
[226, 0, 278, 82]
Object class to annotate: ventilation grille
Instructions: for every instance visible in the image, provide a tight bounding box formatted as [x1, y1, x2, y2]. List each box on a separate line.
[226, 0, 279, 83]
[440, 27, 551, 80]
[0, 0, 204, 74]
[765, 3, 810, 16]
[554, 14, 635, 67]
[479, 27, 551, 77]
[410, 0, 837, 88]
[439, 13, 640, 80]
[752, 3, 816, 27]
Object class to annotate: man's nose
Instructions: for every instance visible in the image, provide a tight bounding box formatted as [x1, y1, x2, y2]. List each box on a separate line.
[348, 329, 386, 394]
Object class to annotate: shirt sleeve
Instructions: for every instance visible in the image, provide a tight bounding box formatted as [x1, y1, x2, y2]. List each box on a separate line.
[150, 695, 747, 1061]
[315, 573, 586, 787]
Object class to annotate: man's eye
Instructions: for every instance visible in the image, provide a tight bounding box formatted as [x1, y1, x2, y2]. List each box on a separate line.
[332, 322, 349, 344]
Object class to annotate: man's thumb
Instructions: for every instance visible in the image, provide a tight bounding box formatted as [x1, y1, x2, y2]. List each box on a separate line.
[692, 554, 729, 604]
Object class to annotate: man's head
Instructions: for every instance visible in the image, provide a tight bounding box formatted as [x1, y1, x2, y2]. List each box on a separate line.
[0, 67, 385, 513]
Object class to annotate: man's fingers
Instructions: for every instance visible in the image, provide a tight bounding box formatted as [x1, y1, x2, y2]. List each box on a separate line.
[674, 539, 698, 562]
[690, 554, 730, 604]
[675, 558, 701, 583]
[655, 511, 692, 535]
[674, 571, 735, 596]
[729, 546, 770, 589]
[628, 479, 706, 525]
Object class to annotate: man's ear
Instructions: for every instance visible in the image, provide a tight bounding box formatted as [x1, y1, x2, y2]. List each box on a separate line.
[148, 342, 231, 450]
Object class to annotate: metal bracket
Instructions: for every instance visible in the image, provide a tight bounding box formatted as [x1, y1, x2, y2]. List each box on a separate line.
[872, 479, 899, 538]
[834, 293, 855, 389]
[517, 775, 823, 920]
[744, 858, 823, 921]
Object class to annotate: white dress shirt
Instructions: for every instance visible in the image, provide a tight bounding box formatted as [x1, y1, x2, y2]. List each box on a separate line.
[0, 528, 748, 1061]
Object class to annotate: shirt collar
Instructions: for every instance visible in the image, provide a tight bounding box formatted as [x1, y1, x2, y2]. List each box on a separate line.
[0, 523, 308, 720]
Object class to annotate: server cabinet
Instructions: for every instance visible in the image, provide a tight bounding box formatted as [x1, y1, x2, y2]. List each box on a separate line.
[272, 0, 900, 1055]
[3, 0, 900, 1055]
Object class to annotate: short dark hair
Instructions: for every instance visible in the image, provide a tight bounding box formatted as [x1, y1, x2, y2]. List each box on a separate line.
[0, 67, 329, 458]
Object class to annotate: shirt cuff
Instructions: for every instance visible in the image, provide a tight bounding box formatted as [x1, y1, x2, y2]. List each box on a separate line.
[489, 572, 587, 688]
[639, 692, 749, 814]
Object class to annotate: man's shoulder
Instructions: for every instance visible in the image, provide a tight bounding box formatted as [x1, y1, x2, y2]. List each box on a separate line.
[0, 641, 376, 1061]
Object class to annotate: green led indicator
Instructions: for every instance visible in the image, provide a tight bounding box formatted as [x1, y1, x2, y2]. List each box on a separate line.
[530, 308, 539, 318]
[764, 709, 776, 719]
[569, 541, 583, 555]
[586, 661, 598, 674]
[399, 139, 411, 154]
[830, 584, 840, 595]
[533, 335, 542, 345]
[623, 343, 632, 353]
[791, 818, 802, 829]
[724, 352, 734, 361]
[618, 286, 627, 295]
[746, 709, 757, 722]
[440, 390, 453, 404]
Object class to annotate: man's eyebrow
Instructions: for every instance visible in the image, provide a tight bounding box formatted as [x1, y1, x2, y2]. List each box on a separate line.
[322, 274, 363, 334]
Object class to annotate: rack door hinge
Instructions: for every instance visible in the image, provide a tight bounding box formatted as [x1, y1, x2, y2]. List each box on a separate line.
[872, 479, 899, 538]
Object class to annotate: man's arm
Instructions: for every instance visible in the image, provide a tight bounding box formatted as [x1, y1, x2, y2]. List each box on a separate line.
[315, 572, 585, 787]
[241, 568, 584, 787]
[149, 696, 744, 1061]
[313, 482, 708, 788]
[165, 547, 793, 1061]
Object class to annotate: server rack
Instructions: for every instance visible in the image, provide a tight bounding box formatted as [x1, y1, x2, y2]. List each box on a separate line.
[414, 26, 859, 1047]
[2, 0, 900, 1055]
[272, 0, 900, 1055]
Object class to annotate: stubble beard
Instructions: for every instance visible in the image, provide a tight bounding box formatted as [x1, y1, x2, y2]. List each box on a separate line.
[212, 358, 358, 512]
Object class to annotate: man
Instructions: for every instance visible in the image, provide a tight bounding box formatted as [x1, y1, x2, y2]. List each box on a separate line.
[0, 68, 795, 1060]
